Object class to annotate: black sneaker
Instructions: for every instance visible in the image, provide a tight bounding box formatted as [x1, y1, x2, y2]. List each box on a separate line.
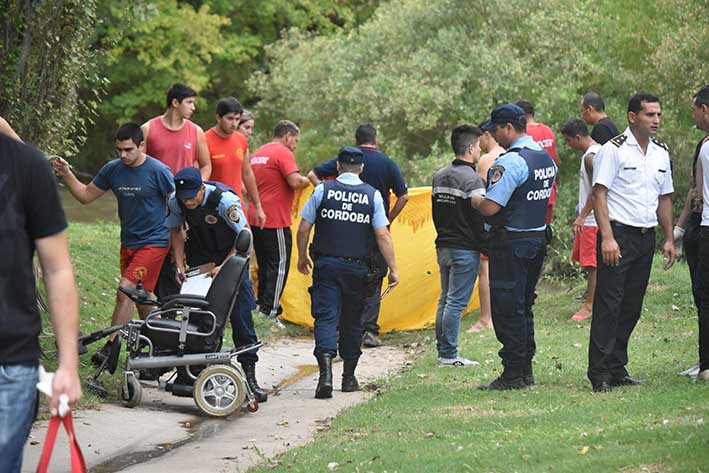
[592, 380, 613, 392]
[609, 376, 642, 387]
[478, 376, 526, 391]
[362, 331, 383, 348]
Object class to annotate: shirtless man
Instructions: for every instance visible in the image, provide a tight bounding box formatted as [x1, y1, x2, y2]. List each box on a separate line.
[467, 127, 505, 333]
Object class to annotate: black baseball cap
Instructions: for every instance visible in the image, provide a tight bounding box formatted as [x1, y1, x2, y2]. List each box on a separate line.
[175, 167, 203, 199]
[481, 104, 527, 130]
[337, 146, 364, 164]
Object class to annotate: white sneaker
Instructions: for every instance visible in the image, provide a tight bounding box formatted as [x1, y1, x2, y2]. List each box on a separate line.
[437, 356, 480, 367]
[679, 363, 700, 378]
[698, 369, 709, 381]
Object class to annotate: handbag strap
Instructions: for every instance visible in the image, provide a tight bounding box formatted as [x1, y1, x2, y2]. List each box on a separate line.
[37, 413, 87, 473]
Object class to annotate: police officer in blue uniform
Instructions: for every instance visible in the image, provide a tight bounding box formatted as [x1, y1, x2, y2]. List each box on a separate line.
[166, 166, 268, 402]
[471, 104, 557, 390]
[296, 147, 400, 399]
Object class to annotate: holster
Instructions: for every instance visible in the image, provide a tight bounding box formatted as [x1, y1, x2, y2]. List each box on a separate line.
[365, 249, 387, 286]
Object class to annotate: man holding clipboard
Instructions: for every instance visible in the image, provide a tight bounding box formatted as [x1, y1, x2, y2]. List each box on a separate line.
[166, 167, 268, 403]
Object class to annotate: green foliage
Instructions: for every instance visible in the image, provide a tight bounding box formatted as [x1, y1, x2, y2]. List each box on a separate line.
[253, 0, 708, 193]
[97, 0, 229, 121]
[0, 0, 103, 154]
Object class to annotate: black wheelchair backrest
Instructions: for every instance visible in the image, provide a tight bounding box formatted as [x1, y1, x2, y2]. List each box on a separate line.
[235, 228, 252, 256]
[205, 232, 250, 330]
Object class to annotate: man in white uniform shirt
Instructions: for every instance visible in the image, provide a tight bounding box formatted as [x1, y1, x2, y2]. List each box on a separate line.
[561, 119, 601, 322]
[692, 85, 709, 381]
[587, 92, 675, 392]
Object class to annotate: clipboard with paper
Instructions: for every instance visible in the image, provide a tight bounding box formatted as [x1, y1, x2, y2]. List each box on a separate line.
[180, 263, 215, 296]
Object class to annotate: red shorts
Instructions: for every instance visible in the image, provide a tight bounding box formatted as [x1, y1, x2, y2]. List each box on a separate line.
[119, 246, 169, 292]
[572, 226, 598, 268]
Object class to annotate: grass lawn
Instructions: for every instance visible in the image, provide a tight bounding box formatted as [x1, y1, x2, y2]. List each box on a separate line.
[250, 256, 708, 473]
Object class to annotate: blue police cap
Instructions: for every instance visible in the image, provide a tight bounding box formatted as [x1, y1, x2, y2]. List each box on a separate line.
[481, 104, 527, 130]
[174, 167, 203, 199]
[337, 146, 364, 165]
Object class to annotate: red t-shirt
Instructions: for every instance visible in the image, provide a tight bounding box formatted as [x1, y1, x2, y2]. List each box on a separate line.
[145, 116, 198, 174]
[248, 142, 299, 228]
[205, 128, 248, 202]
[526, 122, 558, 165]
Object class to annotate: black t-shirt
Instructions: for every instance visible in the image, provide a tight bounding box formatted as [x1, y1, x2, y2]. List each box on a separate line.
[431, 159, 488, 252]
[0, 134, 68, 365]
[591, 117, 620, 145]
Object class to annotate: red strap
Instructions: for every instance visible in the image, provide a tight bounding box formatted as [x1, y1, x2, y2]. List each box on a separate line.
[37, 413, 87, 473]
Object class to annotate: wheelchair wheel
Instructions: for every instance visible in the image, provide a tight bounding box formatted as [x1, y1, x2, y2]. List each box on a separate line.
[193, 365, 246, 417]
[121, 374, 142, 408]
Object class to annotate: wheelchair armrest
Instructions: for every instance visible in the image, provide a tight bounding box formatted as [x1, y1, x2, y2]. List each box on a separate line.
[161, 297, 211, 311]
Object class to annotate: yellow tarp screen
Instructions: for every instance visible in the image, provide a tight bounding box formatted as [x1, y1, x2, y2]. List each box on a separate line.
[262, 186, 480, 332]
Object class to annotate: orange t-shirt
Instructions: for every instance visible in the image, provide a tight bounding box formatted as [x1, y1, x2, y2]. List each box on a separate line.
[205, 128, 248, 202]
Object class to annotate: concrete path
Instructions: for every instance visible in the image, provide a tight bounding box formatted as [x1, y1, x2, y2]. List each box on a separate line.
[22, 338, 410, 472]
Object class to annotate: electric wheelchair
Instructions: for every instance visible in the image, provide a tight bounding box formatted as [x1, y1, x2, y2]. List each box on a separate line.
[79, 229, 261, 417]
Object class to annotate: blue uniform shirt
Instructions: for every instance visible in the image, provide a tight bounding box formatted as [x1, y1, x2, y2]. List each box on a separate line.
[485, 136, 553, 232]
[301, 173, 389, 229]
[166, 184, 247, 233]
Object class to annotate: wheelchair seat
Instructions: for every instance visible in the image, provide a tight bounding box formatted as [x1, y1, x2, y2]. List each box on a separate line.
[140, 318, 212, 352]
[139, 229, 252, 354]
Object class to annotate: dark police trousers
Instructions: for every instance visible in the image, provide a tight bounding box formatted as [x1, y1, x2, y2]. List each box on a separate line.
[588, 223, 654, 383]
[488, 233, 546, 378]
[695, 226, 709, 372]
[189, 253, 259, 364]
[310, 256, 369, 359]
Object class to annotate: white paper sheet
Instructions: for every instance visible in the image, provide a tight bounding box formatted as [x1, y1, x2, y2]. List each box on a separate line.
[180, 273, 213, 296]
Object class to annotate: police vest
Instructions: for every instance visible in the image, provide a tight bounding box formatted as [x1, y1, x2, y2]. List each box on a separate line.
[310, 179, 376, 259]
[178, 183, 238, 264]
[485, 147, 556, 229]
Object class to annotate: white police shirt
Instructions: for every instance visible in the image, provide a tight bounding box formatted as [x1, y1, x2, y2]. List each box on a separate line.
[698, 139, 709, 225]
[592, 127, 673, 228]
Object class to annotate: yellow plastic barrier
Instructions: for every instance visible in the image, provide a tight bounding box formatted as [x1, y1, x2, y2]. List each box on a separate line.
[270, 186, 480, 333]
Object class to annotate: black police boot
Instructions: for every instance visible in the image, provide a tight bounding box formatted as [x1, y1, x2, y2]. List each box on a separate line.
[241, 362, 268, 403]
[315, 353, 333, 399]
[341, 358, 360, 392]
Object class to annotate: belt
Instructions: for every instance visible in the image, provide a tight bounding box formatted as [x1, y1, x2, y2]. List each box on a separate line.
[491, 227, 546, 239]
[610, 221, 655, 234]
[314, 253, 366, 263]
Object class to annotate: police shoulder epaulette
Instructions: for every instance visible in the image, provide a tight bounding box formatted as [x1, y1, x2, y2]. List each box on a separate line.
[610, 134, 627, 148]
[651, 137, 670, 152]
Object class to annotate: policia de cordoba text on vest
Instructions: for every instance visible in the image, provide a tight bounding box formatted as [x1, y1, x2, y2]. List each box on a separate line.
[318, 189, 372, 224]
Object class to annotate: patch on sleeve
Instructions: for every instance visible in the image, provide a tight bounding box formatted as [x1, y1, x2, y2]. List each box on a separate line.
[610, 134, 627, 147]
[226, 204, 241, 223]
[490, 165, 505, 184]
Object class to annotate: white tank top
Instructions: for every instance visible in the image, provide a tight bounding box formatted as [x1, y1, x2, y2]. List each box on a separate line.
[579, 143, 601, 227]
[699, 140, 709, 225]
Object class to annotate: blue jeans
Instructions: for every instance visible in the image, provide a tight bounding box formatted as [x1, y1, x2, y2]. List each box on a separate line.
[0, 364, 38, 473]
[310, 256, 369, 359]
[435, 247, 481, 358]
[489, 235, 546, 377]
